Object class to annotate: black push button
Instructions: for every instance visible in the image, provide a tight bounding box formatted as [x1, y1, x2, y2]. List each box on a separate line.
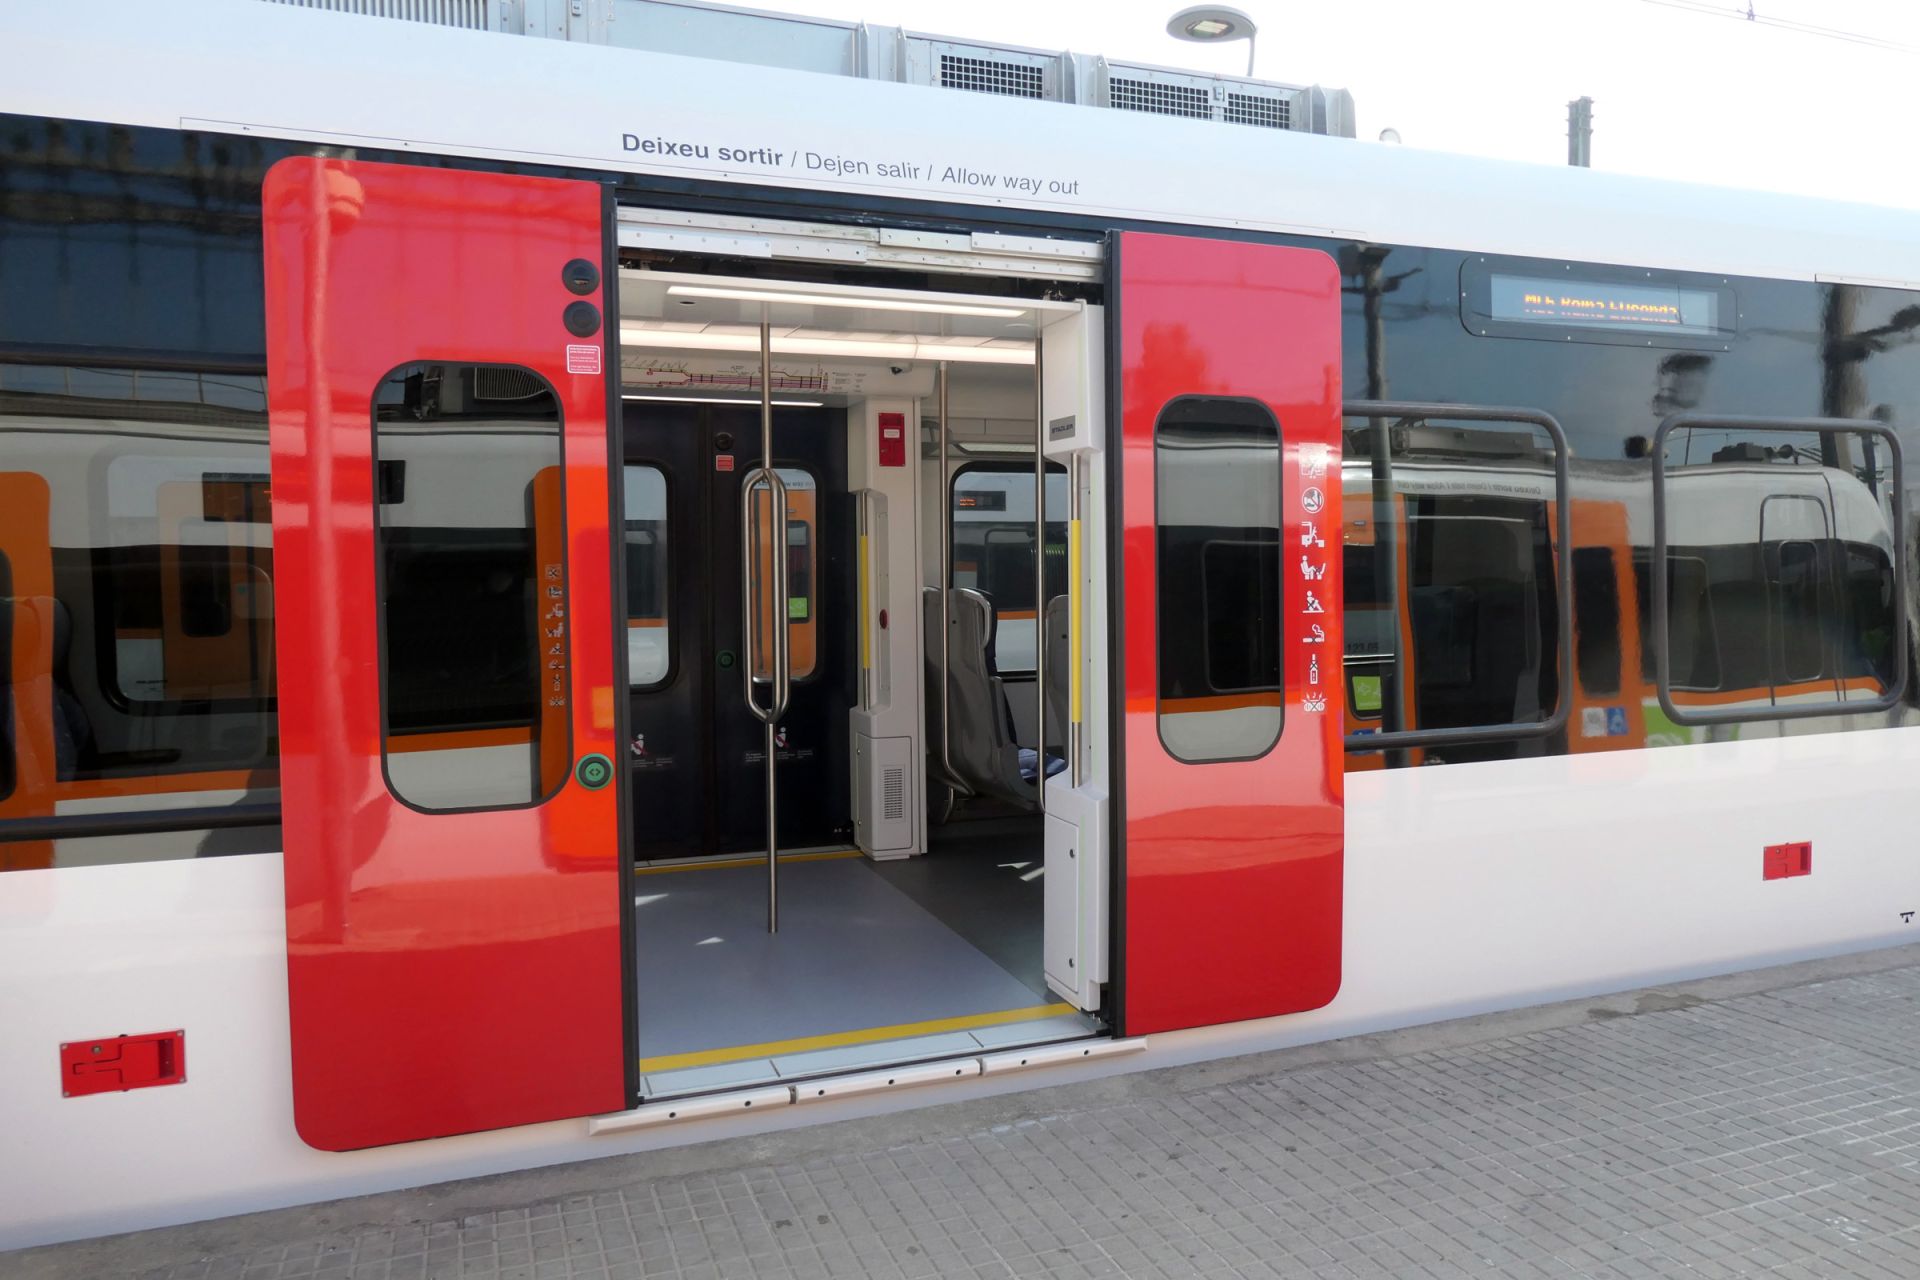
[563, 301, 601, 337]
[561, 258, 600, 296]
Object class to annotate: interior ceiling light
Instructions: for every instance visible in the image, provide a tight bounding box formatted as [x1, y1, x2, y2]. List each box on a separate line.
[622, 394, 824, 407]
[665, 283, 1027, 319]
[620, 325, 1036, 366]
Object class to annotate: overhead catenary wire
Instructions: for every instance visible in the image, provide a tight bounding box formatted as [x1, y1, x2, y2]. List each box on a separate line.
[1635, 0, 1920, 56]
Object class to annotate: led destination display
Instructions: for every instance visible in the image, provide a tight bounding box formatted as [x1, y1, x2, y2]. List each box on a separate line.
[1490, 273, 1725, 336]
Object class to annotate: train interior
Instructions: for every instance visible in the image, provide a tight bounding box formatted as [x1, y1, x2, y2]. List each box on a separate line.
[613, 266, 1108, 1098]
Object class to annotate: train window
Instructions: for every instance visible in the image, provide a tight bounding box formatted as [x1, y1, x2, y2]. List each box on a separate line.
[747, 468, 819, 682]
[1155, 396, 1283, 764]
[1650, 415, 1907, 725]
[1339, 404, 1573, 759]
[0, 362, 281, 870]
[375, 362, 570, 812]
[949, 463, 1067, 674]
[1571, 548, 1622, 696]
[0, 550, 13, 805]
[624, 465, 670, 689]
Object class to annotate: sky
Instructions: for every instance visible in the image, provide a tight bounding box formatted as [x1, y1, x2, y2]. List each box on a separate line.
[782, 0, 1920, 210]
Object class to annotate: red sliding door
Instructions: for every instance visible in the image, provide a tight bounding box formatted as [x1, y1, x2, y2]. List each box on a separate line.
[264, 158, 625, 1149]
[1115, 231, 1345, 1035]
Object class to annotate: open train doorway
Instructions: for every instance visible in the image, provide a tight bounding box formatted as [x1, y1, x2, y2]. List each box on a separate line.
[614, 267, 1108, 1098]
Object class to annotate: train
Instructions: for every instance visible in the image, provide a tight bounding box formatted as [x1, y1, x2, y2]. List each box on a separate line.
[4, 0, 1920, 1250]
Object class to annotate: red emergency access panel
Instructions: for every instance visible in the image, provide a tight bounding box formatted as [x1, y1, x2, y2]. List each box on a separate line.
[61, 1031, 186, 1097]
[878, 411, 907, 467]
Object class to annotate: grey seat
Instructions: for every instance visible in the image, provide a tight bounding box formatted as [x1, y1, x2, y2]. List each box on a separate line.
[923, 586, 1035, 808]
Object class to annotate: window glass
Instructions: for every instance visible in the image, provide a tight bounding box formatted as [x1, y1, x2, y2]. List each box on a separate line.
[949, 463, 1067, 674]
[0, 550, 13, 805]
[1155, 397, 1283, 764]
[375, 363, 569, 812]
[747, 468, 819, 681]
[624, 465, 670, 688]
[1341, 414, 1560, 763]
[1571, 547, 1622, 696]
[1653, 423, 1899, 715]
[0, 362, 279, 869]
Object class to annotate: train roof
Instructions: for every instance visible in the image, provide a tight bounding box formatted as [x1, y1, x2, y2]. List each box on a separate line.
[6, 0, 1920, 290]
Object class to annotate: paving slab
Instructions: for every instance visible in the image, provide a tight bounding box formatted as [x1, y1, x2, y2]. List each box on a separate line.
[14, 944, 1920, 1279]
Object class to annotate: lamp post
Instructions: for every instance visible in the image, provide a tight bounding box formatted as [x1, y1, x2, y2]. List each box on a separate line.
[1166, 5, 1259, 77]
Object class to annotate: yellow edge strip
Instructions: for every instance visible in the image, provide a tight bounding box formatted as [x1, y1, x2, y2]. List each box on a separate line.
[634, 849, 860, 876]
[640, 1002, 1077, 1073]
[857, 531, 871, 673]
[1068, 517, 1083, 724]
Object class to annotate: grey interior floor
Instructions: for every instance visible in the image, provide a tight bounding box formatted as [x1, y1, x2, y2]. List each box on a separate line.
[635, 849, 1092, 1098]
[869, 816, 1050, 1000]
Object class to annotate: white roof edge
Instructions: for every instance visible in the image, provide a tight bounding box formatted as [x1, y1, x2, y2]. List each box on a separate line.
[3, 0, 1919, 290]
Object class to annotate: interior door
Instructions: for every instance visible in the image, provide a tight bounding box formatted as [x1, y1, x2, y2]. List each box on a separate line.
[1114, 231, 1345, 1035]
[264, 157, 626, 1149]
[623, 403, 853, 858]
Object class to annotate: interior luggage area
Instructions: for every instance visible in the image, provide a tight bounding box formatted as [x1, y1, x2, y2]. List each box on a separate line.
[614, 261, 1108, 1097]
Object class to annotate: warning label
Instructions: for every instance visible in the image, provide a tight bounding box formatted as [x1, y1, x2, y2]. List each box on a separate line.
[566, 344, 602, 375]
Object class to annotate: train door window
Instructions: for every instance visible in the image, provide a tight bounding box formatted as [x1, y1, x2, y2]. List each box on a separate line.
[624, 464, 670, 688]
[1571, 547, 1622, 696]
[1650, 415, 1907, 725]
[747, 467, 818, 681]
[1842, 542, 1898, 684]
[949, 463, 1068, 673]
[1769, 538, 1827, 683]
[375, 362, 569, 812]
[1155, 396, 1283, 764]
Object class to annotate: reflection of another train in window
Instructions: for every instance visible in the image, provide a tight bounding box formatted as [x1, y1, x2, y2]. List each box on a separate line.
[949, 463, 1066, 674]
[1339, 420, 1899, 763]
[0, 363, 281, 867]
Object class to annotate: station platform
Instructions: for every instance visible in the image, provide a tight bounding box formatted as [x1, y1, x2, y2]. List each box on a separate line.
[16, 943, 1920, 1279]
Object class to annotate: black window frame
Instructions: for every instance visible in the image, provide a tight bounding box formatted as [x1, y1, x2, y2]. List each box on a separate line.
[1650, 412, 1908, 727]
[1341, 400, 1575, 753]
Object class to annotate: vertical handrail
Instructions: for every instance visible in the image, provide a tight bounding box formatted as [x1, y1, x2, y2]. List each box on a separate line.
[736, 305, 789, 932]
[935, 363, 970, 797]
[1066, 453, 1082, 788]
[1032, 341, 1047, 811]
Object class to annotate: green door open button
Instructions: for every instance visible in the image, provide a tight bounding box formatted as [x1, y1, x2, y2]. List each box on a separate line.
[575, 753, 614, 790]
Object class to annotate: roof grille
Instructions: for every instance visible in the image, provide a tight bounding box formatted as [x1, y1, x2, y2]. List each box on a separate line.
[1225, 92, 1290, 130]
[1108, 76, 1211, 120]
[263, 0, 490, 28]
[940, 53, 1044, 99]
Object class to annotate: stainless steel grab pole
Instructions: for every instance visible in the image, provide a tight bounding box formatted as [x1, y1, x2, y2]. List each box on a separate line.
[936, 363, 969, 797]
[737, 304, 791, 932]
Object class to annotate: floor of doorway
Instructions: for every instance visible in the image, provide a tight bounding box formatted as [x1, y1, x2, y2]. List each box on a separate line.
[635, 832, 1097, 1099]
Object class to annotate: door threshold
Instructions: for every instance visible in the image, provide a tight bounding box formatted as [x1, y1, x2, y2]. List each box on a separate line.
[633, 846, 859, 875]
[593, 1030, 1139, 1132]
[636, 1005, 1101, 1101]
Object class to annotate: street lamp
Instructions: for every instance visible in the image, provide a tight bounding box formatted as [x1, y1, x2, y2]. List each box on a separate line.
[1166, 5, 1259, 77]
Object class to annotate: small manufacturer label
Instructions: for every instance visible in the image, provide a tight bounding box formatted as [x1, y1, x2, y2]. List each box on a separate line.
[1049, 415, 1077, 441]
[565, 344, 601, 375]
